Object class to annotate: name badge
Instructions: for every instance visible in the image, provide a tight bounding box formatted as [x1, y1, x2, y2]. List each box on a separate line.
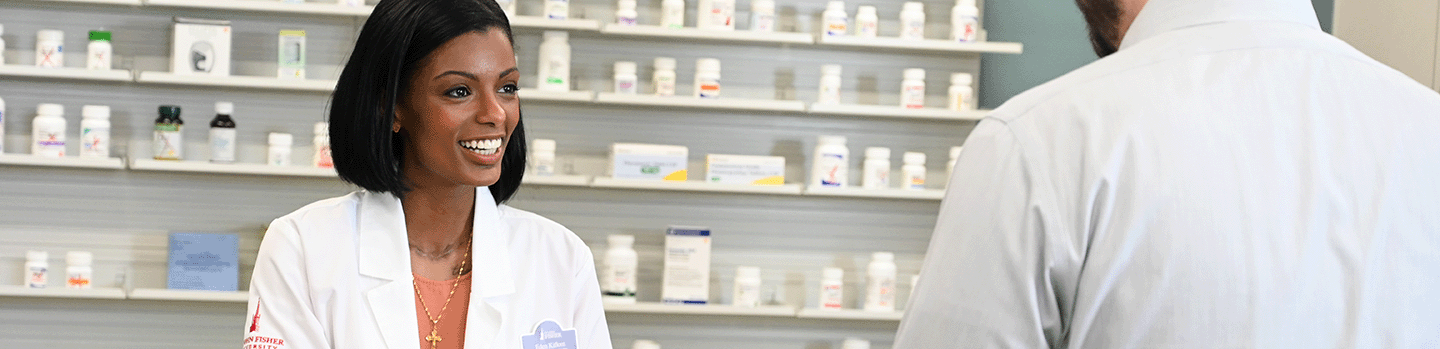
[521, 320, 578, 349]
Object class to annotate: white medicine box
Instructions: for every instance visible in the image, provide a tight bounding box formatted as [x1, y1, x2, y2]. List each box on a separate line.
[662, 226, 712, 305]
[706, 154, 785, 185]
[611, 143, 688, 181]
[172, 18, 232, 76]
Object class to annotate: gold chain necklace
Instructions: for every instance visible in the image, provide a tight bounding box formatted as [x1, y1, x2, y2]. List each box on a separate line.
[414, 236, 471, 349]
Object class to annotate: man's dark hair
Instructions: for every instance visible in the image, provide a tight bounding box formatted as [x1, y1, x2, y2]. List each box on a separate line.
[1076, 0, 1124, 57]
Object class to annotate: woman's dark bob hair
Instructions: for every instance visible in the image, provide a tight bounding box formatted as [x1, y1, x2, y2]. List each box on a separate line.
[329, 0, 525, 204]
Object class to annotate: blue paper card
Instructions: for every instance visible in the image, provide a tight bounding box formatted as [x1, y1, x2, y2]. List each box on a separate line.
[167, 232, 239, 291]
[520, 320, 577, 349]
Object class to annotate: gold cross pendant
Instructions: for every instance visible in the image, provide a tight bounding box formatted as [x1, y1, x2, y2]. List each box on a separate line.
[426, 329, 442, 348]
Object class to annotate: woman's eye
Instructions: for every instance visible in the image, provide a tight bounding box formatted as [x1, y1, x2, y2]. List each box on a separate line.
[446, 86, 472, 98]
[499, 84, 520, 94]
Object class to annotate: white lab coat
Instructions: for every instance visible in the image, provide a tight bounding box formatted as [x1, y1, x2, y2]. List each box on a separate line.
[243, 188, 613, 349]
[896, 0, 1440, 348]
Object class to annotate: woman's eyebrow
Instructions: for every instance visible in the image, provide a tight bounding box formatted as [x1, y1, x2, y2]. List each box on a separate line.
[434, 70, 479, 81]
[497, 67, 519, 79]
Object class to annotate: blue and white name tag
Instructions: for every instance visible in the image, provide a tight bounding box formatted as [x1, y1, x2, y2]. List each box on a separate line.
[521, 320, 577, 349]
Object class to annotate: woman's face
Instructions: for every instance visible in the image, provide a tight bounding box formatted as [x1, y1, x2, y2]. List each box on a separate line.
[396, 30, 520, 190]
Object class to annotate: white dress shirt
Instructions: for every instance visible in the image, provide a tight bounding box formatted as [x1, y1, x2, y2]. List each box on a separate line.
[895, 0, 1440, 347]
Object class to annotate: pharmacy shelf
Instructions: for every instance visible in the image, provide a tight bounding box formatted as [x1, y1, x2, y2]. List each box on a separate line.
[135, 72, 337, 92]
[31, 0, 141, 6]
[808, 103, 989, 122]
[601, 25, 814, 45]
[593, 177, 804, 195]
[0, 154, 126, 170]
[519, 89, 595, 103]
[143, 0, 373, 16]
[796, 308, 904, 321]
[804, 186, 946, 201]
[129, 159, 339, 178]
[816, 36, 1024, 55]
[128, 288, 249, 303]
[595, 93, 807, 113]
[0, 65, 132, 82]
[605, 302, 798, 317]
[522, 174, 592, 187]
[509, 16, 604, 31]
[0, 286, 128, 300]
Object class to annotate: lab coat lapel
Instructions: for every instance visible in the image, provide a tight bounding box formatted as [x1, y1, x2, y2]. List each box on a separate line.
[465, 187, 517, 347]
[357, 192, 421, 349]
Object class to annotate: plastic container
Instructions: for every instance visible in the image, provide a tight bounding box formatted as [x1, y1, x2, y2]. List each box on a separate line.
[948, 73, 975, 111]
[532, 139, 557, 176]
[732, 266, 761, 308]
[855, 6, 878, 38]
[952, 0, 980, 42]
[810, 135, 849, 188]
[80, 105, 111, 158]
[842, 338, 871, 349]
[25, 250, 47, 288]
[861, 147, 891, 189]
[817, 64, 843, 105]
[36, 30, 64, 68]
[822, 1, 848, 37]
[314, 122, 332, 168]
[694, 58, 721, 99]
[901, 68, 926, 109]
[902, 152, 926, 190]
[545, 0, 569, 20]
[661, 0, 685, 29]
[900, 2, 926, 40]
[614, 61, 639, 94]
[616, 0, 639, 26]
[209, 102, 237, 163]
[653, 57, 677, 96]
[946, 146, 963, 187]
[0, 95, 6, 153]
[701, 0, 735, 31]
[819, 267, 844, 310]
[31, 103, 66, 158]
[601, 234, 639, 304]
[750, 0, 775, 32]
[268, 132, 293, 166]
[864, 251, 896, 312]
[65, 251, 93, 289]
[632, 340, 661, 349]
[87, 30, 112, 70]
[536, 31, 571, 92]
[153, 105, 184, 160]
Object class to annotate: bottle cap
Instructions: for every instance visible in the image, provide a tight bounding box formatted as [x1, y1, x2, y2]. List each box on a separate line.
[959, 0, 977, 7]
[903, 2, 924, 12]
[904, 68, 926, 81]
[752, 0, 774, 12]
[857, 6, 877, 17]
[951, 72, 973, 86]
[269, 132, 294, 147]
[66, 251, 93, 266]
[871, 251, 894, 262]
[89, 30, 111, 42]
[841, 338, 871, 349]
[614, 61, 638, 76]
[654, 57, 677, 71]
[631, 340, 661, 349]
[314, 122, 329, 135]
[817, 135, 846, 146]
[826, 1, 845, 12]
[736, 266, 761, 279]
[949, 146, 963, 159]
[533, 138, 557, 152]
[159, 105, 182, 118]
[821, 64, 842, 76]
[618, 0, 637, 10]
[822, 267, 844, 280]
[27, 250, 48, 262]
[904, 152, 926, 165]
[608, 234, 634, 247]
[37, 30, 64, 42]
[215, 101, 234, 115]
[864, 147, 890, 159]
[82, 105, 111, 119]
[37, 103, 64, 116]
[543, 31, 568, 41]
[696, 58, 721, 73]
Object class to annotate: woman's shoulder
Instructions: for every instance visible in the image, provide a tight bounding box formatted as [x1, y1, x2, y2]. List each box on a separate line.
[497, 205, 592, 257]
[273, 192, 366, 227]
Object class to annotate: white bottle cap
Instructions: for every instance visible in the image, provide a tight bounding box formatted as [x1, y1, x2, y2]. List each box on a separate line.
[607, 234, 634, 248]
[82, 105, 110, 120]
[826, 1, 845, 13]
[631, 340, 661, 349]
[654, 57, 677, 71]
[951, 72, 974, 86]
[949, 146, 964, 159]
[864, 147, 890, 159]
[696, 58, 721, 73]
[27, 250, 48, 262]
[37, 103, 64, 116]
[959, 0, 977, 7]
[903, 152, 926, 165]
[822, 267, 844, 280]
[314, 122, 329, 135]
[66, 251, 93, 266]
[857, 6, 877, 18]
[543, 31, 568, 41]
[903, 2, 924, 12]
[618, 0, 637, 10]
[871, 251, 894, 262]
[37, 29, 64, 42]
[821, 64, 842, 76]
[614, 61, 638, 76]
[841, 338, 871, 349]
[215, 101, 234, 115]
[904, 68, 926, 81]
[817, 135, 847, 146]
[752, 0, 774, 12]
[736, 266, 761, 279]
[269, 132, 294, 147]
[533, 138, 557, 152]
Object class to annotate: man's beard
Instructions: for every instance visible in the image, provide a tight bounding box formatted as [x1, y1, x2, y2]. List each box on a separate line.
[1076, 0, 1123, 57]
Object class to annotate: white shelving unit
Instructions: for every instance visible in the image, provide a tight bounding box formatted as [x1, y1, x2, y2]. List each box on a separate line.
[595, 93, 807, 113]
[509, 16, 604, 31]
[128, 288, 249, 303]
[592, 177, 805, 195]
[518, 89, 595, 103]
[129, 159, 338, 178]
[795, 308, 904, 321]
[135, 72, 337, 92]
[0, 65, 132, 82]
[808, 103, 989, 122]
[601, 25, 814, 45]
[143, 0, 373, 16]
[0, 286, 128, 300]
[804, 186, 946, 201]
[0, 154, 126, 170]
[33, 0, 141, 5]
[522, 174, 592, 187]
[816, 36, 1024, 55]
[604, 302, 799, 317]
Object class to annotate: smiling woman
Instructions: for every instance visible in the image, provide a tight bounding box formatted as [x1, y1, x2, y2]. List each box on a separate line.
[242, 1, 613, 349]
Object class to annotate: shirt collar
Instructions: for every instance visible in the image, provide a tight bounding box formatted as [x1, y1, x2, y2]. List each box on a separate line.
[1120, 0, 1321, 50]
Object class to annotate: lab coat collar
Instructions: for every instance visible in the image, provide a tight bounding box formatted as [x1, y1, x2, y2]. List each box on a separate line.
[1119, 0, 1321, 51]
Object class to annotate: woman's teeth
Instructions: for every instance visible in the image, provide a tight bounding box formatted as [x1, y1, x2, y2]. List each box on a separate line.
[460, 139, 502, 155]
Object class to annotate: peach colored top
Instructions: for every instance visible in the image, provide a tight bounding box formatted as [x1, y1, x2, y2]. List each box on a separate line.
[414, 273, 472, 349]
